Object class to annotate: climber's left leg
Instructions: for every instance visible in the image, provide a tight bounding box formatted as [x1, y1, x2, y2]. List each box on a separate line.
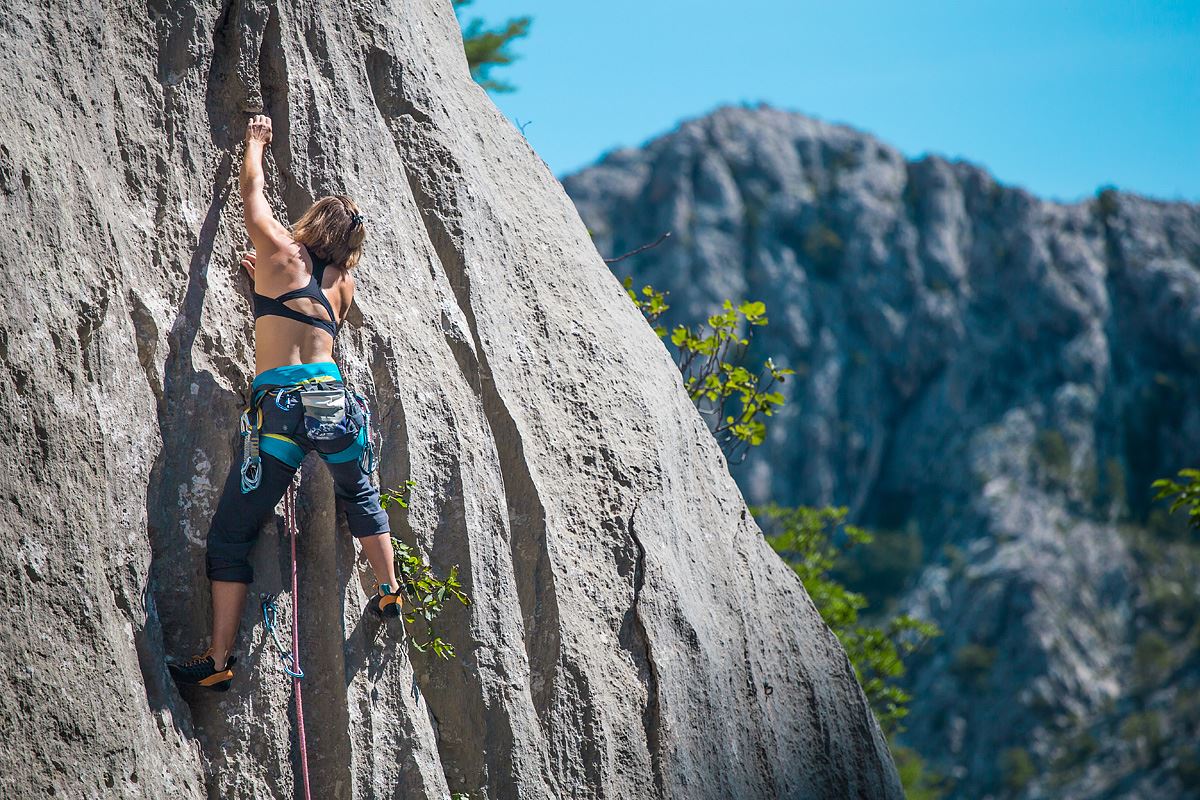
[319, 436, 400, 615]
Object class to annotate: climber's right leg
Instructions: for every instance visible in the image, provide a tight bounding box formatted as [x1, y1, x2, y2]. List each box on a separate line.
[209, 579, 248, 675]
[320, 445, 400, 617]
[169, 449, 298, 690]
[207, 448, 299, 660]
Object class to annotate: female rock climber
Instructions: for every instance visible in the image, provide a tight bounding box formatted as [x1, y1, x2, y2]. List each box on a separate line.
[168, 114, 402, 692]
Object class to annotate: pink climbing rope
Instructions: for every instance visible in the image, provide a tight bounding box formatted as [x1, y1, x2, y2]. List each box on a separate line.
[283, 481, 313, 800]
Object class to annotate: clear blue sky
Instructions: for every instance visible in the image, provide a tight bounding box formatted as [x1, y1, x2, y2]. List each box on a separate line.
[469, 1, 1199, 202]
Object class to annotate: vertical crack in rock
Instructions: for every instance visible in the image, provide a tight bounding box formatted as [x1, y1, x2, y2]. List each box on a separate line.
[142, 151, 233, 706]
[258, 1, 312, 217]
[410, 161, 563, 733]
[203, 0, 262, 151]
[623, 499, 665, 799]
[412, 167, 561, 792]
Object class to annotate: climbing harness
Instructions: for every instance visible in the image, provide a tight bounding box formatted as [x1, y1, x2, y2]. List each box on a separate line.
[256, 477, 313, 800]
[238, 376, 378, 494]
[238, 375, 334, 494]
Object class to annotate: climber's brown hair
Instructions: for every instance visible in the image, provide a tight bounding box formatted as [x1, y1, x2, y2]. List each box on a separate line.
[291, 195, 367, 270]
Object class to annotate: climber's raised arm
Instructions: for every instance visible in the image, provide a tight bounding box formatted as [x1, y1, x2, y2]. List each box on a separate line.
[239, 115, 291, 256]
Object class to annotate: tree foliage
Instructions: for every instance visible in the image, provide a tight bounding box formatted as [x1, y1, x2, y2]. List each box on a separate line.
[624, 278, 944, 794]
[624, 277, 794, 463]
[453, 0, 531, 93]
[1153, 468, 1200, 529]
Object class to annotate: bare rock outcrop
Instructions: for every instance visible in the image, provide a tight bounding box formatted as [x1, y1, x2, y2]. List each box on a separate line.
[0, 6, 899, 800]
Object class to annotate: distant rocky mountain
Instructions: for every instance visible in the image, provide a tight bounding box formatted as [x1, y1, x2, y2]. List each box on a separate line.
[563, 103, 1200, 799]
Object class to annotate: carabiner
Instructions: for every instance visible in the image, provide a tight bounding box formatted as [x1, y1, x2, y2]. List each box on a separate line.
[240, 455, 262, 493]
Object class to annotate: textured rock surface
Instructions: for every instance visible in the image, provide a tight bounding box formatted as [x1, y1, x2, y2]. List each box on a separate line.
[564, 104, 1200, 799]
[0, 7, 901, 800]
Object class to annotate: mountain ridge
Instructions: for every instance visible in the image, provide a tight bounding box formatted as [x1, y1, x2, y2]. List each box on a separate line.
[573, 101, 1198, 208]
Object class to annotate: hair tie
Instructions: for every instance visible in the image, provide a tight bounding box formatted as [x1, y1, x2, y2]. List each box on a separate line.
[350, 212, 364, 228]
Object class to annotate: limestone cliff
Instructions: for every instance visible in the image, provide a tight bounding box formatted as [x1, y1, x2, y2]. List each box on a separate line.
[564, 103, 1200, 799]
[0, 5, 901, 800]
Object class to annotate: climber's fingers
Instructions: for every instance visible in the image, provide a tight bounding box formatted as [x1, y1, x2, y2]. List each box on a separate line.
[240, 250, 257, 280]
[246, 114, 273, 144]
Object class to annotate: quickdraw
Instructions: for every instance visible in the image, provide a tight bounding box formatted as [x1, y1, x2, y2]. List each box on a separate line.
[353, 390, 381, 474]
[274, 387, 300, 411]
[260, 592, 304, 678]
[239, 406, 264, 493]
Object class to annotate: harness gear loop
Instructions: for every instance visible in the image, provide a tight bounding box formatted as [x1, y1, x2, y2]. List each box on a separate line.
[239, 406, 263, 493]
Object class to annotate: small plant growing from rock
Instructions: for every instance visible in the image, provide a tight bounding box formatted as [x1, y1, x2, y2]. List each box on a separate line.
[380, 480, 472, 659]
[624, 276, 794, 463]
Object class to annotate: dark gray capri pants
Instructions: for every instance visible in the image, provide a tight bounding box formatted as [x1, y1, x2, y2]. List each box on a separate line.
[205, 382, 389, 584]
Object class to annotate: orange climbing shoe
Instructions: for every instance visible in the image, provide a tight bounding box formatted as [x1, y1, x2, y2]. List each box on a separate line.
[168, 646, 237, 691]
[367, 582, 403, 618]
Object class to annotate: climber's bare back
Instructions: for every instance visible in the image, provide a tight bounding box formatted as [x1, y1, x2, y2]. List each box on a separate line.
[248, 244, 353, 374]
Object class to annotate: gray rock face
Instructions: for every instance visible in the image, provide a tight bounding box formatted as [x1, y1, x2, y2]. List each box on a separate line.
[0, 8, 899, 800]
[564, 104, 1200, 798]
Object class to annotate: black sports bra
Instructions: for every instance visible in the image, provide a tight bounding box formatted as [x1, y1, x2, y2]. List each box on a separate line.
[252, 250, 339, 338]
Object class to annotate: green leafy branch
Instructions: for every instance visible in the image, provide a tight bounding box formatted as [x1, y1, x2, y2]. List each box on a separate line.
[624, 276, 795, 463]
[753, 503, 940, 736]
[380, 480, 472, 659]
[1152, 469, 1200, 530]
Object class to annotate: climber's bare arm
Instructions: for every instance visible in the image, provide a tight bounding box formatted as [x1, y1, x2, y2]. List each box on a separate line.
[239, 115, 291, 259]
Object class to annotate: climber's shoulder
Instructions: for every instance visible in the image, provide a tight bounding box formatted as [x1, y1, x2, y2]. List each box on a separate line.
[242, 193, 292, 255]
[319, 263, 354, 317]
[331, 265, 355, 302]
